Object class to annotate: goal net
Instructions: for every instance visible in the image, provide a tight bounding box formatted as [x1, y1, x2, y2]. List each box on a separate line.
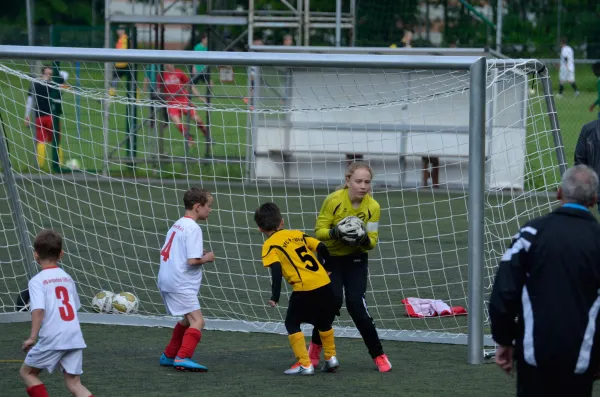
[0, 50, 563, 349]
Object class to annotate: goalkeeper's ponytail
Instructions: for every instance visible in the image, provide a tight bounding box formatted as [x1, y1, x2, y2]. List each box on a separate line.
[337, 162, 373, 191]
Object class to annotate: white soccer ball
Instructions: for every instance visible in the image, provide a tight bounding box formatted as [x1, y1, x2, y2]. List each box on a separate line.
[111, 292, 139, 314]
[65, 158, 81, 171]
[92, 290, 114, 313]
[337, 216, 366, 245]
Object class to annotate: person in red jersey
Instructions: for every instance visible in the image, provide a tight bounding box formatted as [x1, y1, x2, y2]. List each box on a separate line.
[159, 64, 212, 156]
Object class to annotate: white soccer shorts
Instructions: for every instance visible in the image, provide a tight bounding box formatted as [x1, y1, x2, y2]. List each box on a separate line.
[160, 292, 201, 316]
[24, 346, 83, 375]
[559, 68, 575, 83]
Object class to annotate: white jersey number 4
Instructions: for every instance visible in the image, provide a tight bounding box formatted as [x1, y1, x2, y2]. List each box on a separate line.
[161, 231, 177, 261]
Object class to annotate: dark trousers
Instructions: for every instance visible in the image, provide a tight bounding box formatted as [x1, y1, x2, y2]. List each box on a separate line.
[517, 361, 594, 397]
[285, 284, 336, 334]
[311, 253, 384, 359]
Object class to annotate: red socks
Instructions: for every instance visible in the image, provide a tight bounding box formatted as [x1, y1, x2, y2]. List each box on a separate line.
[164, 322, 189, 358]
[26, 382, 94, 397]
[176, 123, 186, 134]
[26, 384, 49, 397]
[176, 328, 201, 359]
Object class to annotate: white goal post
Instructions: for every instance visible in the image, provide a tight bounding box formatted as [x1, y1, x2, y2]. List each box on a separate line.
[0, 45, 565, 365]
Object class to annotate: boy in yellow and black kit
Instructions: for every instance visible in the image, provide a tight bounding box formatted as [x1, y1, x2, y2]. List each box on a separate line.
[254, 202, 339, 376]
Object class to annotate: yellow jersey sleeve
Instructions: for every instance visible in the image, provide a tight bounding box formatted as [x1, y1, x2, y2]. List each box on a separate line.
[363, 200, 380, 250]
[315, 193, 338, 241]
[303, 234, 321, 252]
[261, 244, 279, 268]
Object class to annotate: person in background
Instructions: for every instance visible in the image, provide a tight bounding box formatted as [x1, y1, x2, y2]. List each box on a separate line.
[574, 117, 600, 213]
[192, 33, 212, 103]
[244, 38, 264, 109]
[24, 66, 66, 170]
[283, 34, 293, 46]
[589, 62, 600, 119]
[557, 38, 579, 98]
[110, 26, 131, 96]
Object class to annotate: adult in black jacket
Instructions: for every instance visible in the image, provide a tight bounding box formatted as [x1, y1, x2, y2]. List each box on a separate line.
[489, 164, 600, 397]
[574, 119, 600, 194]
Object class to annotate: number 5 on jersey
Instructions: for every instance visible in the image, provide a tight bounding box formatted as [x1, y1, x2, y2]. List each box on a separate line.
[295, 246, 319, 271]
[161, 231, 176, 261]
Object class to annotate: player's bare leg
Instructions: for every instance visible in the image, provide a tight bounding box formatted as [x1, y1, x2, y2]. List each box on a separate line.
[20, 364, 48, 397]
[430, 157, 440, 188]
[20, 364, 43, 387]
[174, 310, 207, 372]
[169, 113, 195, 148]
[191, 111, 212, 157]
[422, 157, 431, 187]
[64, 373, 93, 397]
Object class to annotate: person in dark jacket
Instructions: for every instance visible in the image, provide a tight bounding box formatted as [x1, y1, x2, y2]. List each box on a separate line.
[489, 164, 600, 397]
[574, 119, 600, 201]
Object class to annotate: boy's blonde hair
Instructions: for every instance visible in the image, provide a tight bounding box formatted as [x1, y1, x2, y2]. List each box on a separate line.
[336, 162, 374, 191]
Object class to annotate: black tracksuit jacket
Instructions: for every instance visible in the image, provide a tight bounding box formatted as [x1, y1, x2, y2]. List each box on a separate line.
[489, 206, 600, 374]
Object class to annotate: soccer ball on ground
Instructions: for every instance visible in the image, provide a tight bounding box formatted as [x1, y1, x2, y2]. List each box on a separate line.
[111, 292, 139, 314]
[92, 290, 114, 313]
[65, 158, 81, 171]
[337, 216, 366, 246]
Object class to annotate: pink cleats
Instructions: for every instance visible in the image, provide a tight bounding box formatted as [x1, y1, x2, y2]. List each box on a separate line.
[374, 354, 392, 372]
[308, 342, 322, 367]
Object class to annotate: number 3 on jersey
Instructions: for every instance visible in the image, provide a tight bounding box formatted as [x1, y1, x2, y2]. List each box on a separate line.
[55, 286, 75, 321]
[161, 231, 176, 261]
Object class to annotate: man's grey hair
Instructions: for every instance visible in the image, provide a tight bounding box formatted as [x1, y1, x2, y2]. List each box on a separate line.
[561, 165, 599, 205]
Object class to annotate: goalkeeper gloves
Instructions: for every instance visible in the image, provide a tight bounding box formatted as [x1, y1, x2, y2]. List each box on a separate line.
[329, 225, 343, 240]
[357, 232, 369, 246]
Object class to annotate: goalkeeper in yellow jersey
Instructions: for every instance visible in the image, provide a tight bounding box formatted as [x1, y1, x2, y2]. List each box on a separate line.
[310, 162, 392, 372]
[254, 202, 339, 375]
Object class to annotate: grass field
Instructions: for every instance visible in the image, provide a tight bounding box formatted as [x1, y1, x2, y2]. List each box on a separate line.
[0, 323, 518, 397]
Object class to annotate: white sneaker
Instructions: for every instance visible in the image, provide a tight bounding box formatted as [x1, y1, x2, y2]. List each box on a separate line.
[284, 362, 314, 375]
[321, 356, 340, 372]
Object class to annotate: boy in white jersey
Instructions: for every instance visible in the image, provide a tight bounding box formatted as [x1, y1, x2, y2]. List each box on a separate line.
[158, 187, 215, 372]
[20, 230, 94, 397]
[558, 38, 579, 97]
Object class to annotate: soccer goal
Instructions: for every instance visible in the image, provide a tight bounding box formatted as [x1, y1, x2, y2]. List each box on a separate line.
[0, 45, 564, 364]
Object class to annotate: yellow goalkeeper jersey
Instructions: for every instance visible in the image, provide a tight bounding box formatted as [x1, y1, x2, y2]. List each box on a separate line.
[315, 188, 380, 256]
